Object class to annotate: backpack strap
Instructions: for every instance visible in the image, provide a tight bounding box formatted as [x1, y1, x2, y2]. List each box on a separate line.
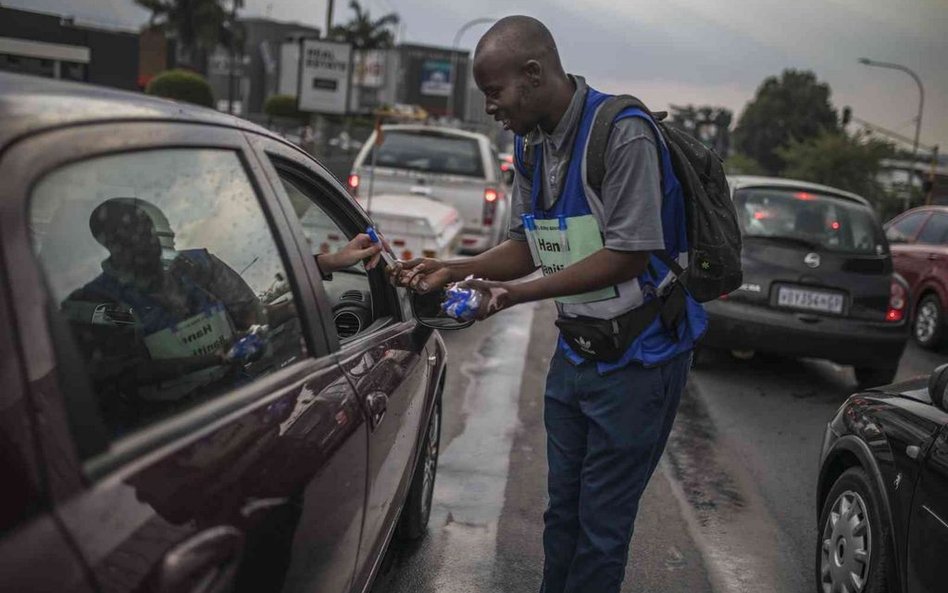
[585, 95, 680, 277]
[585, 95, 667, 195]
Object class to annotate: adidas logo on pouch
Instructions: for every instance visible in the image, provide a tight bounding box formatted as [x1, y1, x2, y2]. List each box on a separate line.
[577, 337, 595, 353]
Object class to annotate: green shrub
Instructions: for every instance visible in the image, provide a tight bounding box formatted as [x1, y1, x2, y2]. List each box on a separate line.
[146, 69, 214, 108]
[264, 94, 307, 121]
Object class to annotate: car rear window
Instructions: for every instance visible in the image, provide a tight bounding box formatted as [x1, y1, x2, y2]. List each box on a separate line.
[734, 188, 884, 255]
[365, 131, 485, 178]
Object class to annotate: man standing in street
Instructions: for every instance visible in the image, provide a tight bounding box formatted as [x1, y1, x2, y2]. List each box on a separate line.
[391, 15, 707, 593]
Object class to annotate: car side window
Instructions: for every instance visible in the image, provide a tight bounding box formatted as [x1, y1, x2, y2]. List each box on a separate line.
[272, 165, 395, 341]
[886, 211, 928, 243]
[917, 213, 948, 246]
[29, 149, 308, 441]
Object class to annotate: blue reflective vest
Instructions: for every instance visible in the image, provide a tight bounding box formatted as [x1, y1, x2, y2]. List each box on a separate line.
[515, 86, 707, 372]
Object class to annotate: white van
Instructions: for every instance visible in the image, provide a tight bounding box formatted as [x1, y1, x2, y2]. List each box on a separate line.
[348, 125, 510, 253]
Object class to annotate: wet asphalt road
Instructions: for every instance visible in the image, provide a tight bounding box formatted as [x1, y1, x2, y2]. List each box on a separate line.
[372, 303, 947, 593]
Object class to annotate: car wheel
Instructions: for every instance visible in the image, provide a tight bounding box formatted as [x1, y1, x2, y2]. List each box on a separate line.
[397, 398, 441, 541]
[913, 294, 944, 349]
[816, 467, 894, 593]
[854, 366, 898, 389]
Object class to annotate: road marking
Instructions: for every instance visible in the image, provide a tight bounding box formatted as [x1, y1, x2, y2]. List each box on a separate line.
[427, 303, 535, 591]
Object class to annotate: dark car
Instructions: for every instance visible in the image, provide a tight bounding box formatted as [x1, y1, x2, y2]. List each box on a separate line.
[885, 206, 948, 349]
[702, 176, 910, 388]
[815, 364, 948, 593]
[0, 72, 461, 593]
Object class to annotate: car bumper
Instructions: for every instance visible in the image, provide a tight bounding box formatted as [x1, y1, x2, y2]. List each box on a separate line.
[703, 299, 909, 366]
[459, 230, 493, 253]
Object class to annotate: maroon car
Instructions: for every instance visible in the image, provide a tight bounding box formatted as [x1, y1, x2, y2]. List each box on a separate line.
[0, 72, 460, 593]
[886, 206, 948, 349]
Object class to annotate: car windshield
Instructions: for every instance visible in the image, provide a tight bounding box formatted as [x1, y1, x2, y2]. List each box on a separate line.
[734, 188, 885, 255]
[367, 131, 484, 177]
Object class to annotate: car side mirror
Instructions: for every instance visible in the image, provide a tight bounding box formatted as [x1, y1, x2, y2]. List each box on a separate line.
[929, 363, 948, 413]
[411, 291, 474, 330]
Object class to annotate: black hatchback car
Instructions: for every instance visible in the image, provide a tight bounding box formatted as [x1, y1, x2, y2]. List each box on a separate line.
[815, 364, 948, 593]
[702, 176, 910, 388]
[0, 73, 458, 593]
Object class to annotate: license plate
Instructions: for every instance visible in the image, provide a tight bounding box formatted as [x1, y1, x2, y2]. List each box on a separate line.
[776, 286, 845, 314]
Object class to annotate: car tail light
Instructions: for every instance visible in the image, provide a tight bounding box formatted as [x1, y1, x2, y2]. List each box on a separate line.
[886, 280, 907, 322]
[401, 250, 413, 260]
[483, 187, 498, 226]
[347, 174, 360, 197]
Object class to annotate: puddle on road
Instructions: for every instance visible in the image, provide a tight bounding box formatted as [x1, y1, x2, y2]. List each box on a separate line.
[373, 305, 536, 593]
[666, 384, 746, 523]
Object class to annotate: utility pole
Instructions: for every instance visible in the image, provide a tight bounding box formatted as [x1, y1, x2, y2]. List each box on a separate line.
[227, 0, 238, 114]
[326, 0, 335, 38]
[858, 58, 925, 211]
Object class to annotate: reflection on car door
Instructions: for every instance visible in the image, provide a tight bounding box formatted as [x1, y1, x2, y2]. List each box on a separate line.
[4, 123, 368, 593]
[906, 426, 948, 593]
[248, 137, 433, 591]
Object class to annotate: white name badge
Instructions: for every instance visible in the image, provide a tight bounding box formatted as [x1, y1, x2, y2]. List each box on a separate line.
[530, 214, 618, 304]
[141, 306, 234, 401]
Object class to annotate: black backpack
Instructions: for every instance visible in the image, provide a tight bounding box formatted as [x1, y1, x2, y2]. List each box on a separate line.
[521, 95, 743, 302]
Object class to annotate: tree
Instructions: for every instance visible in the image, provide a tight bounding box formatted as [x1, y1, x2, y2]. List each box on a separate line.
[778, 131, 895, 209]
[668, 104, 733, 158]
[146, 69, 215, 107]
[329, 0, 400, 50]
[724, 153, 766, 176]
[733, 70, 839, 175]
[136, 0, 243, 74]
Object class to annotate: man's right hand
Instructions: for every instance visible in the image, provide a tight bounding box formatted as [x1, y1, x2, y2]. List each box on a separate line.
[388, 258, 454, 294]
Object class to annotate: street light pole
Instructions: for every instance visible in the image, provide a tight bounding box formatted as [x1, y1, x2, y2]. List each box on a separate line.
[858, 57, 925, 209]
[446, 17, 494, 121]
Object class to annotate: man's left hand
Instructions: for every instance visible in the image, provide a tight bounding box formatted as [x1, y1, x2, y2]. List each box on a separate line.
[456, 279, 520, 320]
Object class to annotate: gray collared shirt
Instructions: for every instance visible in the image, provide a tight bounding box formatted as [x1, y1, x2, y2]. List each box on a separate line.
[508, 75, 665, 255]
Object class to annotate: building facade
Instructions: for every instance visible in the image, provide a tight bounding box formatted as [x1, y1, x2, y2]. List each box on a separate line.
[0, 7, 138, 90]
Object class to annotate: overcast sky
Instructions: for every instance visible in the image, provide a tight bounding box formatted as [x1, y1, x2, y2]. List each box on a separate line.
[14, 0, 948, 150]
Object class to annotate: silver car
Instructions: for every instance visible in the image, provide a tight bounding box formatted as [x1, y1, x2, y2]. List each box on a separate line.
[349, 125, 510, 253]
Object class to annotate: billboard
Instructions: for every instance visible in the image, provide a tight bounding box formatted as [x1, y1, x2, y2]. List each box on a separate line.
[298, 39, 351, 114]
[420, 59, 453, 97]
[354, 50, 385, 88]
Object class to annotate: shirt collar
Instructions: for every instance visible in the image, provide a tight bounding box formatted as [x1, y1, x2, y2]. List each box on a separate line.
[525, 74, 587, 151]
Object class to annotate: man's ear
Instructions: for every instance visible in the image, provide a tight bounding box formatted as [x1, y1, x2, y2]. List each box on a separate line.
[523, 60, 542, 87]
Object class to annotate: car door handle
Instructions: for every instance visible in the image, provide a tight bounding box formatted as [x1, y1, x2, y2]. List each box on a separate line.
[152, 526, 243, 593]
[366, 391, 388, 427]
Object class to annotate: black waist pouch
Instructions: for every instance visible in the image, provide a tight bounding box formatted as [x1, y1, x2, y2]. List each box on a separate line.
[554, 283, 686, 363]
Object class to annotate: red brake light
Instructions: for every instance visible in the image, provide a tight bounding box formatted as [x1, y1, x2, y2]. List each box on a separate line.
[795, 192, 815, 201]
[886, 281, 907, 322]
[348, 174, 360, 196]
[483, 188, 498, 226]
[831, 221, 840, 230]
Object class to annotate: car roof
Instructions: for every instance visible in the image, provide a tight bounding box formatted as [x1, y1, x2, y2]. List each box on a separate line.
[0, 72, 278, 149]
[377, 124, 487, 141]
[728, 175, 871, 207]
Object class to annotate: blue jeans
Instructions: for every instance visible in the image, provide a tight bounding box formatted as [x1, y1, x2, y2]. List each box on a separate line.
[540, 349, 691, 593]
